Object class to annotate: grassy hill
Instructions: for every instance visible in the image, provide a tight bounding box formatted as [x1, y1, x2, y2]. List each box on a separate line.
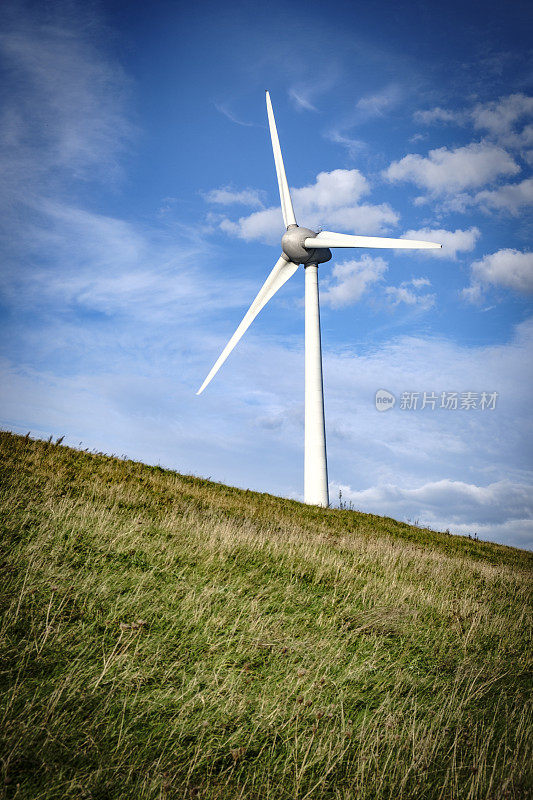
[0, 430, 531, 799]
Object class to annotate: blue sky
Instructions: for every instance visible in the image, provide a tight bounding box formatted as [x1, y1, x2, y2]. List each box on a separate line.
[1, 0, 532, 548]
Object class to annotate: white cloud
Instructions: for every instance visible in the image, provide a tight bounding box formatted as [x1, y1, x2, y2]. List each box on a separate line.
[334, 479, 533, 546]
[414, 94, 533, 161]
[385, 280, 435, 310]
[472, 93, 533, 138]
[317, 256, 435, 312]
[321, 318, 533, 549]
[219, 206, 285, 244]
[203, 187, 264, 207]
[415, 93, 533, 138]
[384, 142, 520, 194]
[325, 202, 399, 233]
[474, 177, 533, 214]
[321, 255, 387, 308]
[355, 84, 403, 117]
[340, 478, 533, 525]
[297, 168, 369, 207]
[461, 283, 484, 304]
[401, 227, 481, 259]
[218, 169, 399, 244]
[414, 107, 464, 125]
[511, 124, 533, 153]
[463, 249, 533, 301]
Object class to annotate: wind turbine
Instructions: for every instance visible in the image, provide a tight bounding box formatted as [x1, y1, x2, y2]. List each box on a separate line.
[197, 91, 441, 507]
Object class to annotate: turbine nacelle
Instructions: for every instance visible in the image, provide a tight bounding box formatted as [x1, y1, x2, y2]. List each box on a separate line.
[281, 224, 332, 265]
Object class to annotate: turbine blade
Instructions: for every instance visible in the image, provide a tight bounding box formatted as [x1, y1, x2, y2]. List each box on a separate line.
[304, 231, 442, 250]
[197, 256, 298, 395]
[266, 91, 297, 229]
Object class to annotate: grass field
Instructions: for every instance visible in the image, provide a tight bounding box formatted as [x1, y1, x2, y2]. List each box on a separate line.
[0, 430, 531, 799]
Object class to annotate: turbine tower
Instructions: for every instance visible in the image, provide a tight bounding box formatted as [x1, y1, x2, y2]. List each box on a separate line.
[197, 92, 441, 507]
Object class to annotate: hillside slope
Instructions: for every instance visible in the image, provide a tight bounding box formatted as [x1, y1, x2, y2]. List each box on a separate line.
[0, 430, 531, 799]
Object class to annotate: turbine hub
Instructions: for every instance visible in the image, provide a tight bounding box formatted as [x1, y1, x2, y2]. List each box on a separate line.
[282, 225, 332, 265]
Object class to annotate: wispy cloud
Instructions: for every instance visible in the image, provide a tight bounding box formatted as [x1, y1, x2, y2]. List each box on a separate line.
[355, 84, 403, 118]
[287, 68, 338, 114]
[203, 187, 264, 207]
[0, 197, 254, 326]
[326, 83, 403, 156]
[414, 107, 464, 125]
[324, 130, 366, 158]
[288, 89, 318, 113]
[214, 102, 255, 127]
[0, 4, 256, 340]
[0, 2, 133, 205]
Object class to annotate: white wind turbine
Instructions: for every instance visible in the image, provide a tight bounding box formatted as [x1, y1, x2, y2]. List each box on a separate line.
[197, 91, 441, 507]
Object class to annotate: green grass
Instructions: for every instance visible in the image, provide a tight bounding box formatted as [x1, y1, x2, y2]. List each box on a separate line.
[0, 430, 531, 799]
